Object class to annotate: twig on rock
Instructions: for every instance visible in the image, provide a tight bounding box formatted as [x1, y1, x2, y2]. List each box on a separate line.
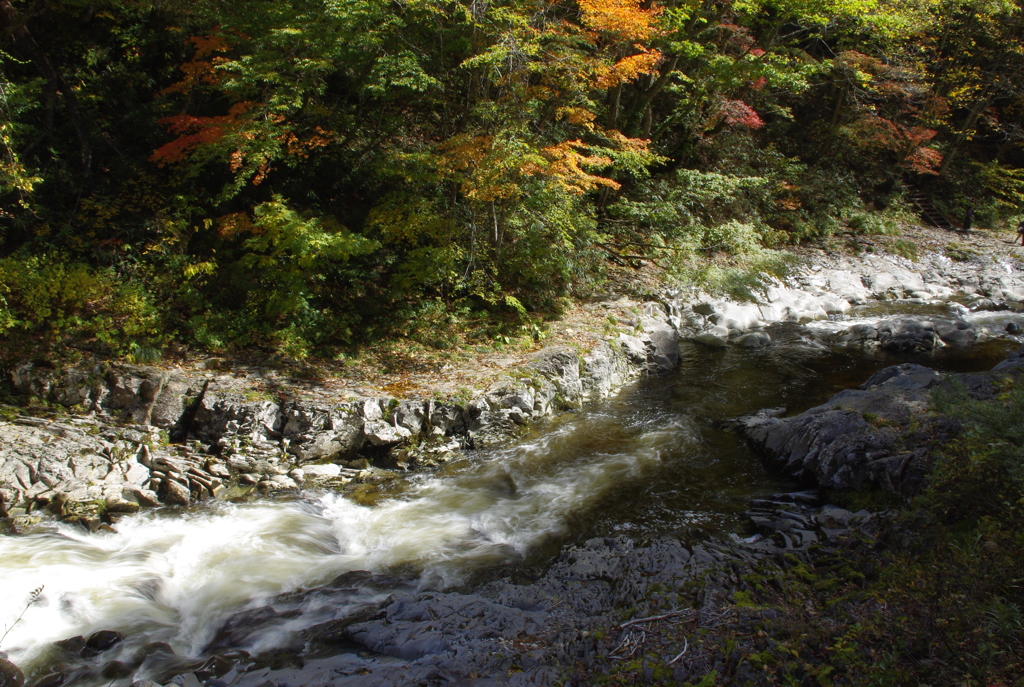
[619, 608, 693, 630]
[668, 638, 689, 665]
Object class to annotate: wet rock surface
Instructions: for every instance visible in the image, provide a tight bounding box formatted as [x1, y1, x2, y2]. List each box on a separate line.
[0, 659, 25, 687]
[738, 347, 1022, 494]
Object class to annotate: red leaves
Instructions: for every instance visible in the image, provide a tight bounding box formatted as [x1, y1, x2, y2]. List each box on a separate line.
[849, 116, 942, 174]
[150, 102, 252, 166]
[160, 32, 231, 96]
[719, 98, 764, 129]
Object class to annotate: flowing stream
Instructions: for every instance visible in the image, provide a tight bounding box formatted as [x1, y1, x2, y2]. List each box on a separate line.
[0, 311, 1020, 682]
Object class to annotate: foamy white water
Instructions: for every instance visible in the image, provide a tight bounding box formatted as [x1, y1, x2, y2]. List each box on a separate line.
[0, 407, 689, 673]
[803, 303, 1024, 337]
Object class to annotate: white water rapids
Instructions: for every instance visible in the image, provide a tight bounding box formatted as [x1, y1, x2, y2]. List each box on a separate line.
[0, 405, 694, 670]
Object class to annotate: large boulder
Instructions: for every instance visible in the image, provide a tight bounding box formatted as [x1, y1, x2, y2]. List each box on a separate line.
[877, 318, 941, 353]
[739, 364, 944, 493]
[739, 354, 1020, 494]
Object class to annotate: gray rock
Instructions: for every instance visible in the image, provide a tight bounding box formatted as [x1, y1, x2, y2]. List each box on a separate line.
[389, 401, 427, 434]
[739, 363, 942, 492]
[426, 401, 465, 435]
[692, 327, 729, 348]
[268, 475, 299, 489]
[618, 334, 649, 364]
[877, 318, 940, 353]
[162, 479, 191, 506]
[302, 464, 342, 479]
[643, 323, 679, 371]
[363, 421, 412, 446]
[356, 398, 385, 422]
[581, 341, 636, 400]
[863, 272, 902, 297]
[736, 352, 1024, 494]
[291, 425, 364, 462]
[526, 346, 584, 406]
[486, 384, 535, 416]
[735, 331, 771, 348]
[150, 379, 190, 427]
[860, 363, 940, 391]
[693, 301, 717, 316]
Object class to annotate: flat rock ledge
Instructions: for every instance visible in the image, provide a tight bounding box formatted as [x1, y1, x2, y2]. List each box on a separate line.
[738, 344, 1024, 495]
[668, 247, 1024, 349]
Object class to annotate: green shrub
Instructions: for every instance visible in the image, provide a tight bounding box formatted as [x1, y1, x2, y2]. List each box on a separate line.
[0, 252, 161, 358]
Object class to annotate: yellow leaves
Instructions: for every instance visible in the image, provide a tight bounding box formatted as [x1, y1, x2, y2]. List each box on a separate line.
[556, 107, 597, 128]
[578, 0, 663, 42]
[280, 127, 334, 158]
[436, 134, 494, 175]
[183, 261, 218, 279]
[604, 129, 653, 152]
[436, 124, 656, 201]
[537, 140, 619, 194]
[595, 48, 663, 88]
[436, 134, 524, 201]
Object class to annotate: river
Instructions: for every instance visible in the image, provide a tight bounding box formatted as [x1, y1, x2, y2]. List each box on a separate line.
[0, 311, 1019, 685]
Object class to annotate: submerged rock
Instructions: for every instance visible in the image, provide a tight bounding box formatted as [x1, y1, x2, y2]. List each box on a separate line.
[84, 630, 123, 654]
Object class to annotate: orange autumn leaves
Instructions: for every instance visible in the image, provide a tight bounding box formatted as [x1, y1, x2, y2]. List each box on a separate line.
[579, 0, 663, 88]
[435, 0, 664, 201]
[578, 0, 660, 42]
[153, 1, 665, 203]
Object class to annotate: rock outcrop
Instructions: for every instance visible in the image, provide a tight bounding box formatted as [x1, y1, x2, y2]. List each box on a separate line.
[738, 346, 1023, 494]
[1, 303, 684, 524]
[668, 247, 1024, 348]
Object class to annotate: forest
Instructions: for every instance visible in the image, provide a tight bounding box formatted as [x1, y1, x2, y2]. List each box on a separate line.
[1, 0, 1023, 361]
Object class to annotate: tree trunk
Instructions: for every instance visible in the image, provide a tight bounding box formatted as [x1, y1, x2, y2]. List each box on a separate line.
[625, 55, 679, 136]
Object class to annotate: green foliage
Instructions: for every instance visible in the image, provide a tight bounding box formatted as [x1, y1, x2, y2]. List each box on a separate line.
[0, 0, 1021, 359]
[846, 211, 900, 236]
[0, 72, 42, 218]
[608, 169, 794, 299]
[0, 253, 161, 358]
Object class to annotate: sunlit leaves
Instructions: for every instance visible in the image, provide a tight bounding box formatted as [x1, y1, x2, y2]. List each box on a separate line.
[578, 0, 662, 42]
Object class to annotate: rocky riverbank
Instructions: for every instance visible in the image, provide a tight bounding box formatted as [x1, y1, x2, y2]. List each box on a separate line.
[739, 345, 1024, 495]
[4, 227, 1024, 529]
[16, 344, 1011, 687]
[0, 336, 665, 530]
